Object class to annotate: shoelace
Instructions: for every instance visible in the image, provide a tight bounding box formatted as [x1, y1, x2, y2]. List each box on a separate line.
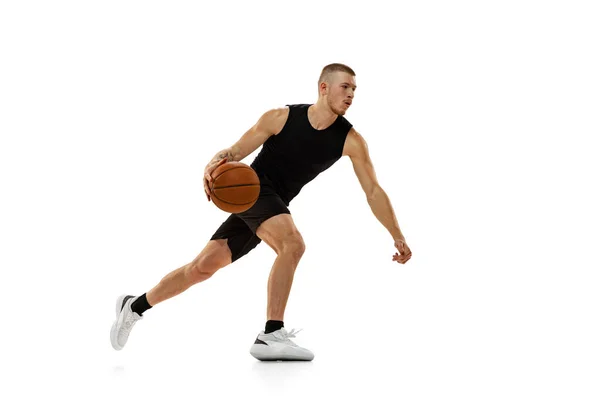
[285, 328, 302, 338]
[120, 312, 141, 335]
[273, 328, 303, 344]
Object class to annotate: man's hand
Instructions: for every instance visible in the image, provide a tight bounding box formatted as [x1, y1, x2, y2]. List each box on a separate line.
[203, 158, 228, 201]
[392, 237, 412, 264]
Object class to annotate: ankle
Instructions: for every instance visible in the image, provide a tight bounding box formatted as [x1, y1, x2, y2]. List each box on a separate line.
[131, 293, 152, 315]
[265, 320, 284, 334]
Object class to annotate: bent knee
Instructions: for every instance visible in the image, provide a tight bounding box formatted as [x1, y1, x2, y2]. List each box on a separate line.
[187, 258, 221, 282]
[187, 243, 231, 282]
[186, 263, 214, 283]
[280, 233, 306, 260]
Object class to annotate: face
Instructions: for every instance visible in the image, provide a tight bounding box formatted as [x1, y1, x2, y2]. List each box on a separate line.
[321, 72, 356, 115]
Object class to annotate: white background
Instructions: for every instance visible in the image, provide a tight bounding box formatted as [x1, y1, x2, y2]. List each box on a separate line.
[1, 1, 599, 399]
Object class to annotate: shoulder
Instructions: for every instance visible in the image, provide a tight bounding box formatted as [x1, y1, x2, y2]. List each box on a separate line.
[257, 106, 290, 135]
[342, 127, 369, 158]
[287, 103, 310, 110]
[338, 115, 353, 131]
[261, 106, 290, 121]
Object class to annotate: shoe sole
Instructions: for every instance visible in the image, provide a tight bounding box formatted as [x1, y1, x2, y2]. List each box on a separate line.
[110, 294, 129, 351]
[249, 344, 314, 361]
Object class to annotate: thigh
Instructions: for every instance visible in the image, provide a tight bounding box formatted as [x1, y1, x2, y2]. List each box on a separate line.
[235, 180, 291, 235]
[190, 239, 232, 272]
[210, 214, 262, 263]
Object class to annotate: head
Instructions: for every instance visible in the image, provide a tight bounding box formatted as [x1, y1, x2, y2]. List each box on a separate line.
[317, 63, 356, 115]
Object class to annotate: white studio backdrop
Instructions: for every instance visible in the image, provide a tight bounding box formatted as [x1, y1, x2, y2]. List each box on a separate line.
[0, 1, 598, 399]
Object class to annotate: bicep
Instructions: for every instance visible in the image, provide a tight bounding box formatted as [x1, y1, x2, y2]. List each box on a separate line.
[232, 125, 271, 160]
[348, 131, 380, 198]
[232, 108, 285, 160]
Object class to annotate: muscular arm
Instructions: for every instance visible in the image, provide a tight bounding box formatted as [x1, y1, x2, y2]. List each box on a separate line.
[203, 107, 288, 201]
[207, 108, 288, 164]
[344, 128, 405, 240]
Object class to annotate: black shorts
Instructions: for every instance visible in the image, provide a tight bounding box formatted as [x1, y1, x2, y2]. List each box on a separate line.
[210, 176, 290, 262]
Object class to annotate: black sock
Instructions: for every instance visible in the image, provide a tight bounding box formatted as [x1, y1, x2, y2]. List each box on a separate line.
[265, 320, 284, 334]
[131, 293, 152, 315]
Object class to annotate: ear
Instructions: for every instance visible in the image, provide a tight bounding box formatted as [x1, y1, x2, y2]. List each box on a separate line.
[319, 81, 328, 95]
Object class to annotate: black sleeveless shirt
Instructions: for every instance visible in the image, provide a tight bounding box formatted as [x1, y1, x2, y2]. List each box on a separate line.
[250, 104, 353, 205]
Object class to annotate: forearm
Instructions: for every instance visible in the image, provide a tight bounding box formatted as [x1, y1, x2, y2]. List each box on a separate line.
[366, 187, 404, 240]
[209, 145, 243, 163]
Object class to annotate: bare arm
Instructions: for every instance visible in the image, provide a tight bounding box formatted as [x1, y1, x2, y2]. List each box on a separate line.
[203, 107, 288, 200]
[344, 128, 412, 263]
[208, 108, 286, 163]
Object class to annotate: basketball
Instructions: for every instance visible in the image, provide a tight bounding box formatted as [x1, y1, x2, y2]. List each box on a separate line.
[210, 161, 260, 213]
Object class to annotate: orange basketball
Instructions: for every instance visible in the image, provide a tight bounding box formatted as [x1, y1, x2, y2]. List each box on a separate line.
[210, 161, 260, 213]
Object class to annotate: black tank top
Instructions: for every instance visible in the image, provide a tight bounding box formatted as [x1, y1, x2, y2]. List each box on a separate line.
[250, 104, 353, 205]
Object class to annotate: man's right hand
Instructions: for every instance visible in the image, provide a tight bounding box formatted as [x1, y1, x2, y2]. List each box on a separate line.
[203, 157, 228, 201]
[201, 108, 287, 202]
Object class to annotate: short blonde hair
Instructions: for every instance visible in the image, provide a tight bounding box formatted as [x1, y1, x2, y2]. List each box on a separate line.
[318, 63, 356, 84]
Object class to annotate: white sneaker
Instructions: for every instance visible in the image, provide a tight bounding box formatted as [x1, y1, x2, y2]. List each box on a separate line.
[250, 327, 314, 361]
[110, 294, 143, 351]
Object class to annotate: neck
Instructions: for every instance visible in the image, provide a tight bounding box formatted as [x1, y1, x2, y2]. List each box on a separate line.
[313, 98, 335, 115]
[308, 99, 337, 130]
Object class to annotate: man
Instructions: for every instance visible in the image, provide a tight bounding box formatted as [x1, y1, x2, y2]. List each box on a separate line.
[110, 63, 412, 361]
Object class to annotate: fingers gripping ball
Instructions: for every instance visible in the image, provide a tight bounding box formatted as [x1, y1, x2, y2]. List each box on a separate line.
[210, 162, 260, 213]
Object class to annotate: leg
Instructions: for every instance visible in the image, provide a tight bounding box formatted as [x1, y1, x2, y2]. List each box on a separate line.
[111, 240, 231, 351]
[111, 215, 262, 351]
[145, 214, 261, 307]
[249, 213, 313, 361]
[146, 239, 232, 306]
[256, 214, 306, 321]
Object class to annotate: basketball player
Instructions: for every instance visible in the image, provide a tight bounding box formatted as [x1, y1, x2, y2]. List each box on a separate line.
[110, 63, 412, 361]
